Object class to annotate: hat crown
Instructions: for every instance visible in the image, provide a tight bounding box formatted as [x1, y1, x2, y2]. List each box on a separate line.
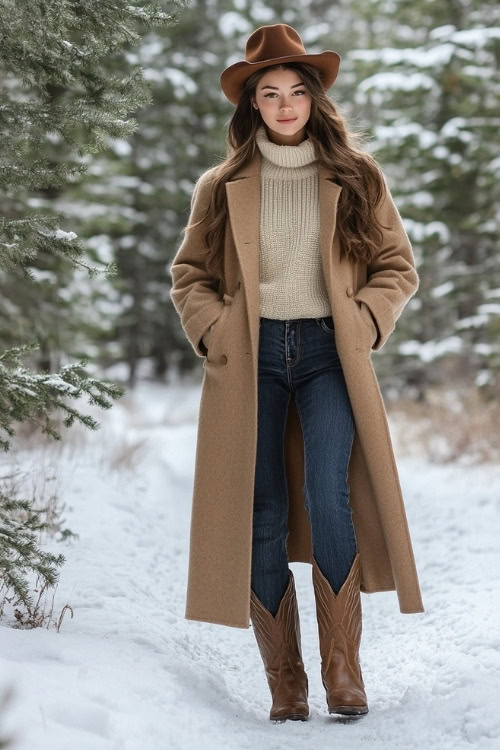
[245, 24, 306, 64]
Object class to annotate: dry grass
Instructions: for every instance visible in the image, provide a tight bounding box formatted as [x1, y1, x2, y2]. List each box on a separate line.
[388, 387, 500, 464]
[98, 434, 150, 473]
[0, 445, 77, 629]
[11, 391, 149, 475]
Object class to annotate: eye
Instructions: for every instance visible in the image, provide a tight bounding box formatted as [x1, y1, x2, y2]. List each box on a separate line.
[264, 90, 306, 97]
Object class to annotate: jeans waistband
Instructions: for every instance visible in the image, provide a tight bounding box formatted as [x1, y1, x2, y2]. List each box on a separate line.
[260, 315, 333, 324]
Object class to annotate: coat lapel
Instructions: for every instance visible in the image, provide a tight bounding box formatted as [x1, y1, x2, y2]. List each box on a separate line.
[225, 148, 343, 355]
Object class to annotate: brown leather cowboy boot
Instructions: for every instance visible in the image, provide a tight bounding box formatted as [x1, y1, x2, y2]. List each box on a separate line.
[250, 569, 309, 722]
[312, 552, 369, 716]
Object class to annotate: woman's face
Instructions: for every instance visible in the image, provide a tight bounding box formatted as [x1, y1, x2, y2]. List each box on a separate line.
[252, 67, 312, 146]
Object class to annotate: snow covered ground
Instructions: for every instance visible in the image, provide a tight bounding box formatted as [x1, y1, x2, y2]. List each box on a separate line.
[1, 378, 499, 749]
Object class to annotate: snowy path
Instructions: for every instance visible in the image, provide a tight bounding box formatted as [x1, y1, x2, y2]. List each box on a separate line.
[1, 380, 499, 749]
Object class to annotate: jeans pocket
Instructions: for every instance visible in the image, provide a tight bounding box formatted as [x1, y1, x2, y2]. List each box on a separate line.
[319, 316, 335, 333]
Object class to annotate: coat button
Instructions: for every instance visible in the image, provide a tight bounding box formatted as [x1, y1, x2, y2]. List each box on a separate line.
[346, 285, 354, 297]
[220, 354, 228, 365]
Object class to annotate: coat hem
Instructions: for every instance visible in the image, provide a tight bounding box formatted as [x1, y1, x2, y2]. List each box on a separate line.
[185, 613, 250, 629]
[185, 586, 425, 627]
[360, 586, 425, 613]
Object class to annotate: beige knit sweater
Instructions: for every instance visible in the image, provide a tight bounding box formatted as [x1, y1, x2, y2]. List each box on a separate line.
[255, 123, 331, 319]
[202, 125, 332, 349]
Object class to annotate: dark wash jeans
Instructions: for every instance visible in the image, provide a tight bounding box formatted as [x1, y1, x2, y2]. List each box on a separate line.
[251, 315, 359, 616]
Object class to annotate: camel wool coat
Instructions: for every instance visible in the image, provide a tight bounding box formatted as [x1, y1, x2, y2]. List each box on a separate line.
[169, 149, 425, 628]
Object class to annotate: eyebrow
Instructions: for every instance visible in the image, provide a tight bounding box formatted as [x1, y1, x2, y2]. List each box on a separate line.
[259, 82, 306, 91]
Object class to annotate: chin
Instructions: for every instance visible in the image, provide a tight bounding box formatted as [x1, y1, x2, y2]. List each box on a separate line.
[272, 121, 301, 133]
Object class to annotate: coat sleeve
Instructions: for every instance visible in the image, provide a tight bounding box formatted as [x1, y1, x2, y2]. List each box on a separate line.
[353, 173, 419, 351]
[169, 168, 225, 358]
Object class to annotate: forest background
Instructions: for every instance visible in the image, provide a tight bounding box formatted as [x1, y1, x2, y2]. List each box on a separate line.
[2, 0, 498, 445]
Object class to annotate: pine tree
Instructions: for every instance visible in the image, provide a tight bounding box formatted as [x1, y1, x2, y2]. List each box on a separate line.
[0, 0, 182, 622]
[348, 0, 500, 399]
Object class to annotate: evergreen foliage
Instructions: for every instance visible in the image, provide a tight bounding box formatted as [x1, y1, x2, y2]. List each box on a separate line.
[348, 0, 500, 397]
[0, 0, 183, 624]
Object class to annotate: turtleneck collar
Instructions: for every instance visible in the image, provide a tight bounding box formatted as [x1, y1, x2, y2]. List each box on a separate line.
[255, 124, 317, 169]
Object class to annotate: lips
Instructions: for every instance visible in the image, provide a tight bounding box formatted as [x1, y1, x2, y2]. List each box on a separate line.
[277, 117, 297, 122]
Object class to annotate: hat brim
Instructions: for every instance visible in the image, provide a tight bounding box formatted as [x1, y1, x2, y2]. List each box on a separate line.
[220, 50, 341, 106]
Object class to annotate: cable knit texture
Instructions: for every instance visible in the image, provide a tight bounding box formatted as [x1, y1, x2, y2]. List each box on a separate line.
[255, 124, 332, 320]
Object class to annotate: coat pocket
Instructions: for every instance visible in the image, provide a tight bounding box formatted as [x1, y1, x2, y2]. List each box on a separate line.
[353, 300, 378, 349]
[205, 301, 232, 362]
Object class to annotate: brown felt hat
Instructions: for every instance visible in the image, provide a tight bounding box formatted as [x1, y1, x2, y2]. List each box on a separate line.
[220, 23, 341, 106]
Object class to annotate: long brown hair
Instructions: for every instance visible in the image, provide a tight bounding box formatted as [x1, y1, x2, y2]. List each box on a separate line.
[183, 61, 388, 282]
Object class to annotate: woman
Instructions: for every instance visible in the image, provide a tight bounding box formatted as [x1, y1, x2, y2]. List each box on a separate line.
[169, 23, 425, 724]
